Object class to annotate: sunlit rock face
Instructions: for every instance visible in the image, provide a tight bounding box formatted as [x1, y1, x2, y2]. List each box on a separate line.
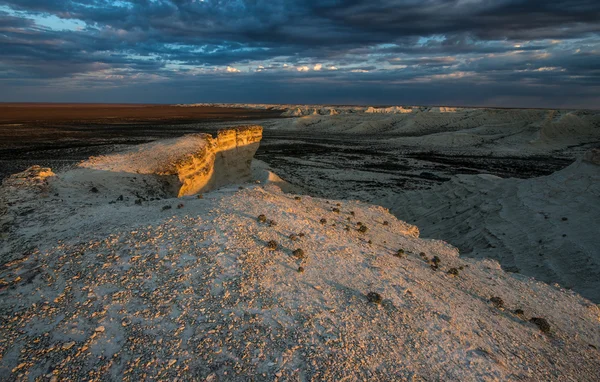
[79, 125, 263, 197]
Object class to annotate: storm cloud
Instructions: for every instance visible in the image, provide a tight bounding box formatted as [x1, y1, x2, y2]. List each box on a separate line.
[0, 0, 599, 107]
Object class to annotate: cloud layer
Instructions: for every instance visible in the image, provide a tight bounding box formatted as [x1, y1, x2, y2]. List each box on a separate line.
[0, 0, 599, 107]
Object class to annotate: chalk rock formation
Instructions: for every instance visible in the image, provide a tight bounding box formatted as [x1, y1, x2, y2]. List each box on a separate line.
[391, 150, 600, 302]
[80, 125, 262, 197]
[0, 182, 599, 380]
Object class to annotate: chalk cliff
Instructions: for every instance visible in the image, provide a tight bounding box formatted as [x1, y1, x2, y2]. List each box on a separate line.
[79, 125, 262, 197]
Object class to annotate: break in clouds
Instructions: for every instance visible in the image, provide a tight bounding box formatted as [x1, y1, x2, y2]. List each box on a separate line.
[0, 0, 599, 107]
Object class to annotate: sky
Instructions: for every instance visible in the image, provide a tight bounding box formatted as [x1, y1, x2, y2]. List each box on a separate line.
[0, 0, 599, 108]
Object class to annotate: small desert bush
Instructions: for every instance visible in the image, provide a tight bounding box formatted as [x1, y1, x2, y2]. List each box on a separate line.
[367, 292, 382, 304]
[490, 297, 504, 309]
[292, 249, 305, 259]
[530, 317, 551, 333]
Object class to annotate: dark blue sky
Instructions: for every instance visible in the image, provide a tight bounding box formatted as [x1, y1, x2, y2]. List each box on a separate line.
[1, 0, 599, 108]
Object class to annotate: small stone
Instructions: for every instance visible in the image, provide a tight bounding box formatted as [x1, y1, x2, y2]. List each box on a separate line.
[514, 308, 525, 316]
[177, 203, 184, 209]
[358, 225, 368, 233]
[267, 240, 277, 250]
[294, 196, 302, 201]
[447, 268, 459, 276]
[90, 187, 99, 193]
[197, 194, 204, 199]
[394, 249, 405, 258]
[257, 214, 267, 223]
[95, 326, 105, 333]
[297, 267, 304, 273]
[332, 208, 340, 213]
[62, 342, 76, 350]
[383, 221, 389, 226]
[162, 205, 171, 211]
[320, 218, 327, 225]
[168, 359, 177, 366]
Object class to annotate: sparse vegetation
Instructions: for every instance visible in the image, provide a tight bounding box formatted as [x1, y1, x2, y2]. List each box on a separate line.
[177, 203, 184, 209]
[344, 226, 350, 231]
[268, 219, 277, 227]
[530, 317, 551, 333]
[431, 256, 441, 266]
[394, 249, 405, 258]
[383, 221, 389, 226]
[267, 240, 277, 250]
[298, 233, 305, 238]
[514, 309, 525, 316]
[162, 205, 171, 211]
[117, 195, 124, 201]
[197, 194, 203, 199]
[320, 218, 327, 225]
[294, 196, 301, 201]
[448, 268, 459, 276]
[135, 199, 142, 205]
[90, 187, 99, 193]
[297, 266, 304, 273]
[358, 225, 368, 233]
[289, 234, 298, 241]
[257, 214, 267, 223]
[332, 208, 340, 213]
[292, 249, 305, 259]
[367, 292, 382, 304]
[490, 297, 504, 309]
[350, 211, 355, 216]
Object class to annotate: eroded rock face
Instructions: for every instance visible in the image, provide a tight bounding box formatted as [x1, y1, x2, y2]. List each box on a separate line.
[79, 125, 263, 197]
[178, 125, 262, 196]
